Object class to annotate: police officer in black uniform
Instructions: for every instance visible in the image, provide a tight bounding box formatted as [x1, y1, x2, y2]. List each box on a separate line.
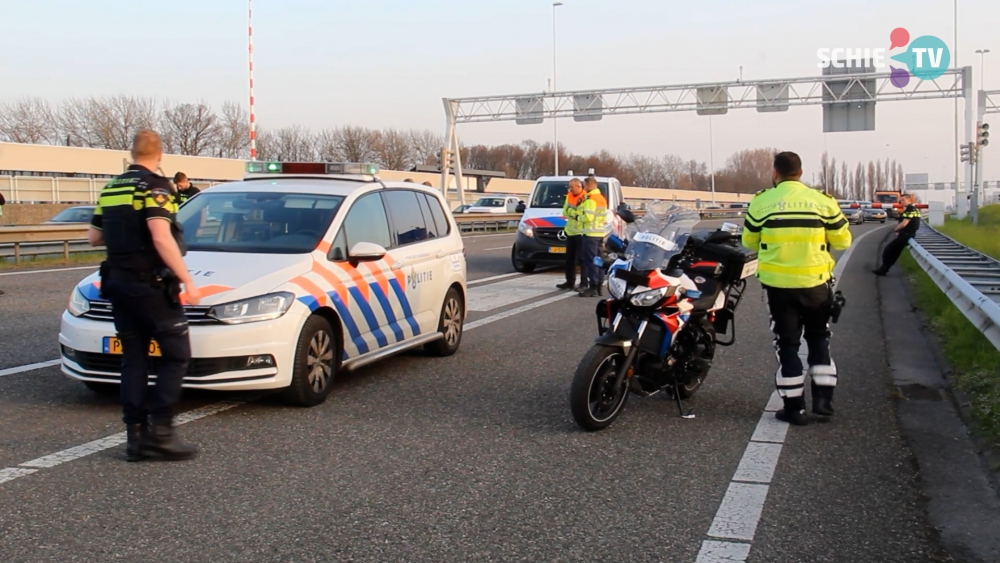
[88, 129, 203, 462]
[872, 194, 921, 276]
[173, 172, 200, 204]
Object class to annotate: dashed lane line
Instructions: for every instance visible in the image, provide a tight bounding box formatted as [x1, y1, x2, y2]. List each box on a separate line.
[694, 226, 886, 562]
[0, 360, 61, 378]
[0, 265, 99, 277]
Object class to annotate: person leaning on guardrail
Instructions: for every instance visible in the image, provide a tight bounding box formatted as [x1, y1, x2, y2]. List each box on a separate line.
[556, 178, 586, 291]
[87, 129, 202, 463]
[872, 194, 920, 277]
[742, 151, 852, 427]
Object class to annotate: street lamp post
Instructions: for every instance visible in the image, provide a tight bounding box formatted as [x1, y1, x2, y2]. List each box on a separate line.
[708, 116, 716, 206]
[552, 1, 563, 176]
[976, 49, 991, 88]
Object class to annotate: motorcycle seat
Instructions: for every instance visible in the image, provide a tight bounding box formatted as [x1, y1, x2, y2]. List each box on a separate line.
[690, 278, 722, 311]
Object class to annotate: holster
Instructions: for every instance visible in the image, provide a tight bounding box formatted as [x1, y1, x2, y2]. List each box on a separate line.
[155, 268, 182, 306]
[828, 278, 846, 324]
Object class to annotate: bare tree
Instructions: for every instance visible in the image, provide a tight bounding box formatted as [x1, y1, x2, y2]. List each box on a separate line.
[410, 129, 443, 167]
[336, 125, 377, 162]
[724, 148, 776, 193]
[819, 151, 830, 191]
[372, 128, 413, 170]
[855, 162, 865, 200]
[58, 95, 157, 150]
[271, 125, 315, 161]
[216, 102, 250, 159]
[0, 97, 58, 144]
[840, 161, 850, 199]
[160, 102, 219, 156]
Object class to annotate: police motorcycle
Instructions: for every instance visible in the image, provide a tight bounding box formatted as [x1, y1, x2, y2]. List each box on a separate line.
[569, 202, 759, 431]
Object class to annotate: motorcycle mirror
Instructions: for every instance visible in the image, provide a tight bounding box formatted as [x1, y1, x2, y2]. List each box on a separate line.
[616, 203, 636, 224]
[721, 222, 739, 234]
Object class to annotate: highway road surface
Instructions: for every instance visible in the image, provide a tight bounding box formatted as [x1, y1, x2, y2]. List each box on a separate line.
[0, 224, 956, 563]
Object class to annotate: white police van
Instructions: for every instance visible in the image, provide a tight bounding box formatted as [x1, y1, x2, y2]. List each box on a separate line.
[60, 162, 467, 406]
[511, 173, 626, 273]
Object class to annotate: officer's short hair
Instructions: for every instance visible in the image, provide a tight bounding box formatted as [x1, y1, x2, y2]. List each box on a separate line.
[569, 178, 583, 188]
[174, 172, 187, 183]
[131, 129, 163, 160]
[774, 151, 802, 178]
[584, 176, 598, 188]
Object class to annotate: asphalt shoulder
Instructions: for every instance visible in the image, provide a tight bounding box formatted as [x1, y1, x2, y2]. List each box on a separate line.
[877, 230, 1000, 563]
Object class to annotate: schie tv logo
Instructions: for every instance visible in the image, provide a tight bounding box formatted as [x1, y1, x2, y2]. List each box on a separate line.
[817, 27, 951, 88]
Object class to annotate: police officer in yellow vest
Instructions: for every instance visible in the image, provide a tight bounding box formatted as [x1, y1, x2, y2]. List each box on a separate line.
[88, 130, 203, 461]
[557, 178, 586, 290]
[577, 176, 608, 297]
[742, 152, 852, 426]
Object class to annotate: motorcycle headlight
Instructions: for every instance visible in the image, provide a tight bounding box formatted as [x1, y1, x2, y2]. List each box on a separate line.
[630, 286, 675, 307]
[208, 292, 295, 325]
[608, 274, 627, 299]
[67, 287, 90, 317]
[518, 222, 534, 238]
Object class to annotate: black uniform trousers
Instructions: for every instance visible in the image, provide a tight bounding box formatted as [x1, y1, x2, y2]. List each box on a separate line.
[564, 234, 583, 284]
[878, 233, 913, 273]
[764, 283, 836, 410]
[581, 237, 603, 287]
[103, 278, 191, 425]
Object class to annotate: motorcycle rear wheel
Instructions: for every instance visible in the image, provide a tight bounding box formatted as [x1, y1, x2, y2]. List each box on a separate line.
[676, 321, 716, 399]
[570, 345, 629, 431]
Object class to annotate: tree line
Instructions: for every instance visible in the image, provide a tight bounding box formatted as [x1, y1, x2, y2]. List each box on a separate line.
[0, 96, 902, 196]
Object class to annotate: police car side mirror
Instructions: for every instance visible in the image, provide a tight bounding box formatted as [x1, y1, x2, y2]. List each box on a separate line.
[348, 242, 387, 265]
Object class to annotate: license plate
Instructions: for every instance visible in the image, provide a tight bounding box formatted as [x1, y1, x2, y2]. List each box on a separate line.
[549, 247, 567, 254]
[102, 337, 162, 357]
[740, 260, 759, 279]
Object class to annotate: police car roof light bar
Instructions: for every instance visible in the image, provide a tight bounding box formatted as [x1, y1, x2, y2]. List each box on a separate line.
[244, 162, 380, 176]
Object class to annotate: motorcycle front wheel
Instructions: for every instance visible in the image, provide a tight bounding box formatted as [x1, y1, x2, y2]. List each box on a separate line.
[570, 344, 630, 431]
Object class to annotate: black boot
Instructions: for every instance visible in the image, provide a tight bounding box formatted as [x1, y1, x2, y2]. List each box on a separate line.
[141, 423, 199, 461]
[578, 287, 599, 297]
[125, 423, 149, 462]
[812, 383, 835, 417]
[556, 281, 575, 290]
[775, 399, 808, 426]
[871, 268, 887, 276]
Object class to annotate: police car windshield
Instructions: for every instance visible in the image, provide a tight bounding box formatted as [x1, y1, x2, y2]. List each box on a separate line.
[530, 181, 609, 209]
[176, 192, 344, 254]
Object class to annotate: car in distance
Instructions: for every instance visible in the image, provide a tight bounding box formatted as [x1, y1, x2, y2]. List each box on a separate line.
[861, 206, 886, 223]
[465, 196, 521, 214]
[59, 162, 467, 407]
[839, 202, 864, 225]
[46, 206, 96, 224]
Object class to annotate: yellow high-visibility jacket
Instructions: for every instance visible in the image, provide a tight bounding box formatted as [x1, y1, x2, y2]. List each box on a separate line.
[741, 181, 852, 288]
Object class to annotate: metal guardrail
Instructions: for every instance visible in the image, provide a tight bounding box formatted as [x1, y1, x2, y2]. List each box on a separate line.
[0, 209, 748, 262]
[909, 225, 1000, 351]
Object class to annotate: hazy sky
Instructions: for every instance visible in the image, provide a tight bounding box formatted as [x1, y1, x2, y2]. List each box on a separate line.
[2, 0, 997, 184]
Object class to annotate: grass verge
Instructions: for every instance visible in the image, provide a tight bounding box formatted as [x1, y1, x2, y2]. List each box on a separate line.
[900, 251, 1000, 450]
[937, 204, 1000, 259]
[0, 252, 104, 271]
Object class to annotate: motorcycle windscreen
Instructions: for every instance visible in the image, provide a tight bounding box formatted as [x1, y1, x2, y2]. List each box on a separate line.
[625, 233, 684, 271]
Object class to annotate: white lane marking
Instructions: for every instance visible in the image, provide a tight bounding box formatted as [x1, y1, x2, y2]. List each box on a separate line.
[692, 225, 883, 561]
[466, 275, 564, 312]
[4, 401, 244, 484]
[465, 292, 576, 331]
[467, 272, 523, 286]
[0, 359, 61, 378]
[696, 540, 753, 563]
[732, 442, 784, 484]
[749, 412, 789, 444]
[483, 246, 510, 251]
[0, 265, 98, 277]
[0, 467, 38, 484]
[706, 482, 771, 541]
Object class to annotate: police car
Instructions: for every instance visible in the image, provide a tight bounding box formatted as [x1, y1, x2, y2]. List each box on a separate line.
[60, 162, 467, 406]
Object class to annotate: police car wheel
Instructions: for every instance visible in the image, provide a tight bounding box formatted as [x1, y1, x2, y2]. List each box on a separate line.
[83, 381, 120, 398]
[425, 287, 463, 357]
[284, 316, 337, 407]
[511, 246, 536, 273]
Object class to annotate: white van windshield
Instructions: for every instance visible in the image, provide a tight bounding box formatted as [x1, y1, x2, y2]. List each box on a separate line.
[177, 192, 344, 254]
[529, 181, 609, 209]
[472, 197, 506, 207]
